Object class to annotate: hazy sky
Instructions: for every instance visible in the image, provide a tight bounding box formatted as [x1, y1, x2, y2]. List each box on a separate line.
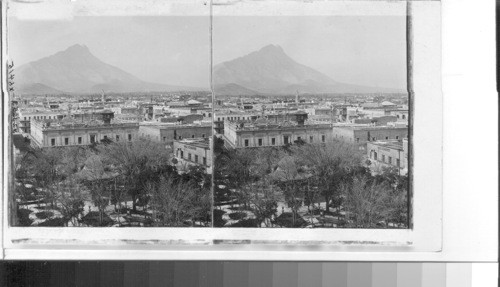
[9, 16, 406, 90]
[8, 16, 211, 88]
[214, 16, 407, 90]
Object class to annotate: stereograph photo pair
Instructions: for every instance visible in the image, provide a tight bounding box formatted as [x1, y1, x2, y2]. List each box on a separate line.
[1, 0, 453, 260]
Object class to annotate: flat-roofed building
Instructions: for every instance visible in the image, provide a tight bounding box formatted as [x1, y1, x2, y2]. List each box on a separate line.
[366, 139, 408, 175]
[214, 110, 261, 134]
[332, 125, 408, 147]
[386, 109, 409, 121]
[18, 109, 66, 134]
[224, 119, 332, 148]
[139, 122, 212, 145]
[29, 118, 139, 148]
[354, 115, 398, 126]
[173, 138, 212, 174]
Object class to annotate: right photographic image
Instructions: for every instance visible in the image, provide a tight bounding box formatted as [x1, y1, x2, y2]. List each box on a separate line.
[212, 15, 409, 229]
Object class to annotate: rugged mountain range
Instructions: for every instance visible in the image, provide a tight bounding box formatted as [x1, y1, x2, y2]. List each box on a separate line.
[15, 44, 196, 95]
[213, 44, 404, 95]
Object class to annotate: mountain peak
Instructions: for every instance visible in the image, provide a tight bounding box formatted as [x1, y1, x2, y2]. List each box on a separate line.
[214, 44, 338, 94]
[259, 44, 284, 53]
[63, 44, 90, 54]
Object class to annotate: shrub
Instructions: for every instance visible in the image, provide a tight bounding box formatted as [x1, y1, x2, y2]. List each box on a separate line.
[35, 211, 54, 220]
[213, 209, 227, 227]
[228, 212, 247, 221]
[17, 209, 33, 226]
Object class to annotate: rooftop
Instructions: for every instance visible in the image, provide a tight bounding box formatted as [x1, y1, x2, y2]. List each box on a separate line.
[174, 138, 210, 149]
[333, 125, 407, 131]
[33, 118, 138, 130]
[139, 122, 212, 128]
[228, 120, 331, 131]
[368, 140, 405, 150]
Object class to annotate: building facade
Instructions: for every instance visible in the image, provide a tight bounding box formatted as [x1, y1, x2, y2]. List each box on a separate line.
[173, 138, 212, 174]
[18, 110, 66, 134]
[139, 123, 212, 145]
[332, 126, 408, 146]
[30, 119, 139, 148]
[366, 139, 408, 175]
[224, 120, 332, 148]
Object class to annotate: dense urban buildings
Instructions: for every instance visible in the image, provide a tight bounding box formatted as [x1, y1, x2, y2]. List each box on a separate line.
[212, 92, 410, 228]
[11, 92, 214, 227]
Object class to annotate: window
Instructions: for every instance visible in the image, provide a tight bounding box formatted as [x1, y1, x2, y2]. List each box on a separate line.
[356, 138, 360, 143]
[90, 135, 96, 143]
[373, 151, 378, 160]
[202, 134, 205, 138]
[402, 115, 406, 119]
[297, 136, 301, 141]
[386, 137, 389, 140]
[272, 138, 276, 145]
[321, 135, 326, 143]
[203, 157, 207, 165]
[310, 136, 313, 143]
[163, 137, 166, 142]
[180, 151, 184, 158]
[258, 139, 263, 146]
[192, 135, 195, 138]
[396, 136, 399, 140]
[195, 155, 199, 163]
[51, 139, 56, 146]
[104, 135, 108, 140]
[388, 156, 392, 164]
[78, 137, 82, 144]
[396, 159, 401, 167]
[64, 138, 69, 145]
[128, 134, 132, 141]
[188, 153, 192, 161]
[284, 136, 289, 145]
[244, 139, 249, 147]
[382, 155, 386, 162]
[116, 135, 120, 142]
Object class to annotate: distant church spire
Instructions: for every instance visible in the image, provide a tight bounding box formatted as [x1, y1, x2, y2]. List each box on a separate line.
[101, 89, 105, 103]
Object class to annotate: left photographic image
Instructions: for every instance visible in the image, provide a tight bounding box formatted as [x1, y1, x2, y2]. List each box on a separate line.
[7, 16, 212, 227]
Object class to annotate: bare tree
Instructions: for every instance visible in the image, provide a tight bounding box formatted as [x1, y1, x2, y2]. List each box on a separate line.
[295, 142, 365, 213]
[149, 176, 208, 227]
[341, 176, 393, 228]
[271, 155, 309, 227]
[98, 139, 172, 211]
[56, 176, 86, 227]
[76, 154, 114, 226]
